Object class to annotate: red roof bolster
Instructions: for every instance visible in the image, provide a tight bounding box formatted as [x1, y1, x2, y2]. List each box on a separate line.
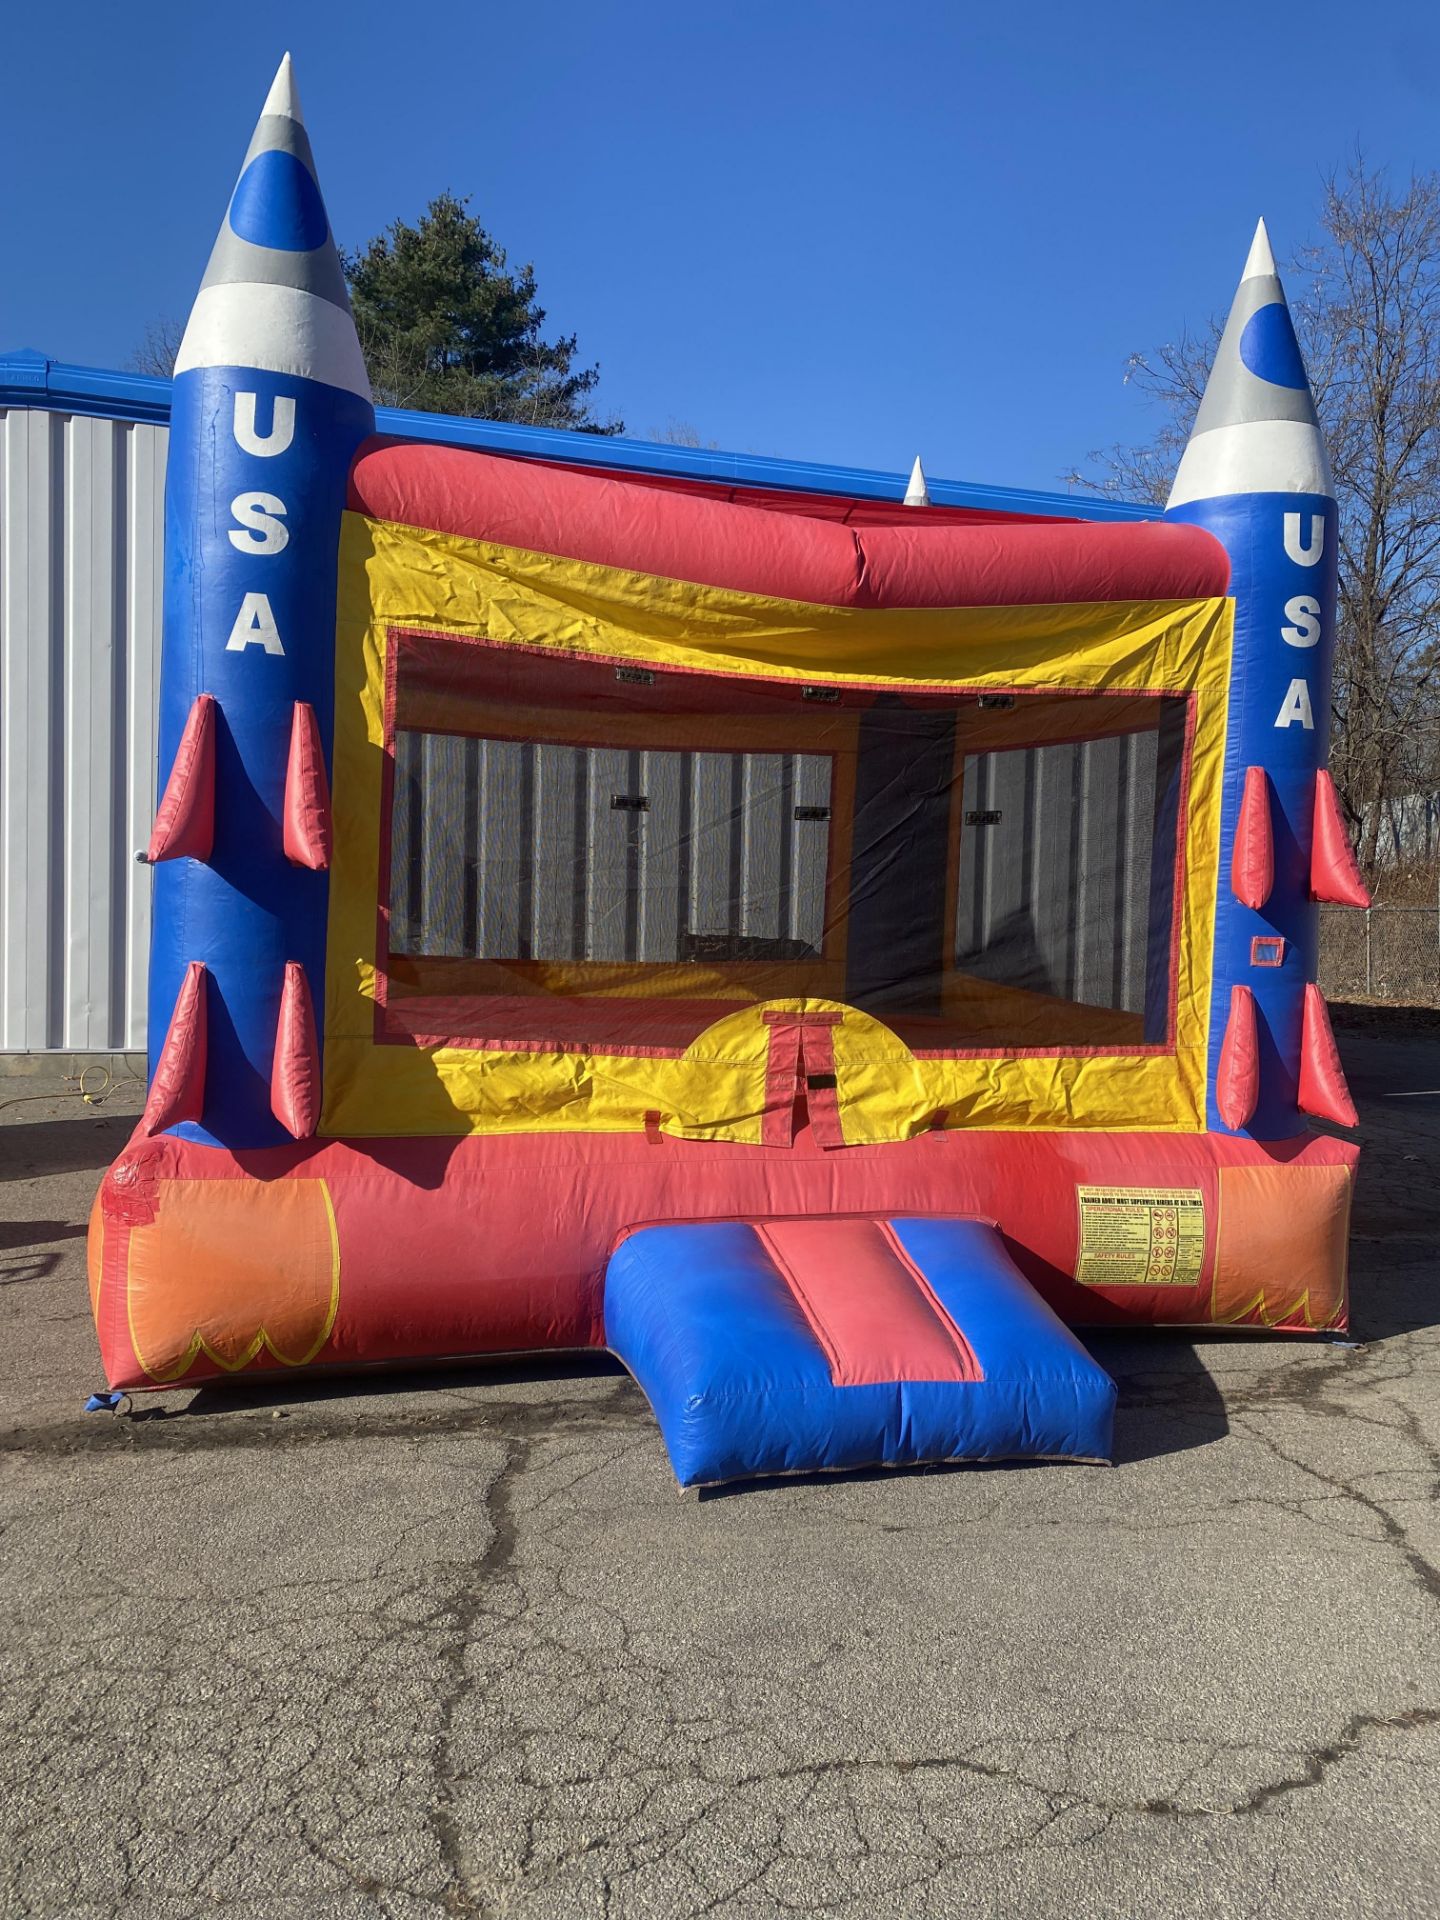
[348, 440, 1231, 610]
[512, 459, 1078, 527]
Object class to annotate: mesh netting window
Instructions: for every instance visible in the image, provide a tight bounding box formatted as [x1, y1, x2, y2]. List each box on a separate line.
[953, 726, 1178, 1044]
[379, 635, 1188, 1055]
[390, 736, 833, 966]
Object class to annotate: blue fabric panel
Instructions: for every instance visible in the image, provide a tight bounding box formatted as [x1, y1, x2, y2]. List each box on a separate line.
[604, 1218, 1116, 1488]
[228, 151, 331, 253]
[151, 365, 372, 1147]
[890, 1218, 1117, 1462]
[1167, 492, 1337, 1138]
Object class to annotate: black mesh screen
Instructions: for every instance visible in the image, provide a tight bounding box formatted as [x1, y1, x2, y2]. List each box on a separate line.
[381, 638, 1188, 1055]
[391, 735, 834, 965]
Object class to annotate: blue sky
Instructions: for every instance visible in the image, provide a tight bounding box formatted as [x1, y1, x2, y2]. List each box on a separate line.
[4, 0, 1439, 495]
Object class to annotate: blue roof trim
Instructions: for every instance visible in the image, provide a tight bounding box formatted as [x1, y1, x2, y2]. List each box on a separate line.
[0, 350, 1156, 524]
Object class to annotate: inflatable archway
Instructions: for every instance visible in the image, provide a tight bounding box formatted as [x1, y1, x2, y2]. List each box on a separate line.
[88, 57, 1366, 1485]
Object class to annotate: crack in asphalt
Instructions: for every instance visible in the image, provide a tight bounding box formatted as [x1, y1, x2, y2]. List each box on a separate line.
[5, 1320, 1440, 1918]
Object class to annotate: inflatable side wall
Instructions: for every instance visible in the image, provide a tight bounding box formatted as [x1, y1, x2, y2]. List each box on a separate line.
[147, 55, 374, 1149]
[1165, 221, 1362, 1141]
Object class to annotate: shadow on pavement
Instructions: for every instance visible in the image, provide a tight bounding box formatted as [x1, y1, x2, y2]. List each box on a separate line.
[0, 1111, 139, 1181]
[1086, 1332, 1232, 1467]
[173, 1333, 1231, 1487]
[179, 1349, 629, 1420]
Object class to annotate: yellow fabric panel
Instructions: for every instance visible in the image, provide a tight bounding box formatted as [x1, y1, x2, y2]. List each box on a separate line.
[322, 512, 1232, 1141]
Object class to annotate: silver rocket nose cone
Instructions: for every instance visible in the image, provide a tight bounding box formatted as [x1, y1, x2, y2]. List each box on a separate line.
[174, 56, 370, 399]
[1168, 220, 1332, 508]
[198, 55, 353, 316]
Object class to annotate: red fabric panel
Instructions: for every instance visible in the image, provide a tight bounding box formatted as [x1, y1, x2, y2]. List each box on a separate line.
[93, 1123, 1358, 1389]
[1310, 770, 1371, 907]
[756, 1218, 980, 1386]
[348, 442, 1231, 610]
[272, 962, 321, 1140]
[1231, 766, 1275, 910]
[1298, 983, 1358, 1128]
[761, 1022, 802, 1148]
[147, 694, 216, 864]
[283, 701, 333, 870]
[798, 1024, 845, 1149]
[512, 458, 1078, 527]
[1216, 985, 1260, 1133]
[142, 962, 208, 1135]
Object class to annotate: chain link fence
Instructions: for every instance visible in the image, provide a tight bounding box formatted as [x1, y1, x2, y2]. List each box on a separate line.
[1319, 905, 1440, 1003]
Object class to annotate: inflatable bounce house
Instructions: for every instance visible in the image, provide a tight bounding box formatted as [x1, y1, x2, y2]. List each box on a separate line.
[88, 58, 1369, 1487]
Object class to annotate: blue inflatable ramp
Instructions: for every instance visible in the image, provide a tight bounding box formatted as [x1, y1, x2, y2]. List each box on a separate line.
[604, 1216, 1116, 1490]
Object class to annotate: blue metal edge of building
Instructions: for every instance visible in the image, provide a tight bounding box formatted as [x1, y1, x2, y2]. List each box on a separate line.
[0, 346, 1154, 525]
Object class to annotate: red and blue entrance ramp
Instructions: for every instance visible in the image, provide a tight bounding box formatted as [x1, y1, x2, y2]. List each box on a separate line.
[603, 1216, 1117, 1490]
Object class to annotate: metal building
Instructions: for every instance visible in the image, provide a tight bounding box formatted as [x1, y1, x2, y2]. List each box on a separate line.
[0, 349, 1144, 1057]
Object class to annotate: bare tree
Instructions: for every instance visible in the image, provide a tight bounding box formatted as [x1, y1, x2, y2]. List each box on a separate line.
[645, 420, 721, 450]
[1072, 162, 1440, 876]
[126, 317, 184, 379]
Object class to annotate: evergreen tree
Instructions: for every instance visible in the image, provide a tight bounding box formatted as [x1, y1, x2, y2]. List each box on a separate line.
[344, 193, 621, 432]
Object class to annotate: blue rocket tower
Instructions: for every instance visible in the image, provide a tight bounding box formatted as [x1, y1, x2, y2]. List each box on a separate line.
[146, 55, 374, 1147]
[1165, 221, 1353, 1139]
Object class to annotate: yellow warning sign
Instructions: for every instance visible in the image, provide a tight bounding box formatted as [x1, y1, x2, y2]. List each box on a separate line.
[1075, 1187, 1205, 1288]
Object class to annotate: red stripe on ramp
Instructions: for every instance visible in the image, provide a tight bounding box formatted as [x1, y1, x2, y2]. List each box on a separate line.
[757, 1219, 981, 1387]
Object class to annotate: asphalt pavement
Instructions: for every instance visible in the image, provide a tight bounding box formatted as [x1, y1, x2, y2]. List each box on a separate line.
[2, 1017, 1437, 1919]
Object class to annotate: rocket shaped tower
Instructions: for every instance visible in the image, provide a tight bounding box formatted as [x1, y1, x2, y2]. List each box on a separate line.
[146, 55, 375, 1147]
[1165, 221, 1361, 1139]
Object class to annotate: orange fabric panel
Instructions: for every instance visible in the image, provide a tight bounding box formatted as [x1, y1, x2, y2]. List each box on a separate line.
[1211, 1163, 1352, 1330]
[126, 1178, 340, 1382]
[87, 1205, 104, 1324]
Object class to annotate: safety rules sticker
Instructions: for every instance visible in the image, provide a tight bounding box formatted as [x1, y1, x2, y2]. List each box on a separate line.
[1074, 1187, 1205, 1288]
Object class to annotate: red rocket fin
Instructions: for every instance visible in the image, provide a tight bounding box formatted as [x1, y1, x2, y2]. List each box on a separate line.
[271, 962, 321, 1140]
[142, 962, 208, 1134]
[146, 694, 216, 863]
[1216, 985, 1260, 1132]
[282, 702, 333, 871]
[1231, 766, 1274, 911]
[1310, 770, 1371, 907]
[1298, 983, 1358, 1127]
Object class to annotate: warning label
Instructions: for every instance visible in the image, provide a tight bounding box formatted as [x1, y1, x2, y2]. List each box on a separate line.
[1075, 1187, 1205, 1289]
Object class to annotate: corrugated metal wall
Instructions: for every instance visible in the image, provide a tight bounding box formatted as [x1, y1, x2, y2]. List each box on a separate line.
[0, 408, 165, 1052]
[954, 731, 1159, 1013]
[393, 724, 1169, 1012]
[391, 731, 833, 965]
